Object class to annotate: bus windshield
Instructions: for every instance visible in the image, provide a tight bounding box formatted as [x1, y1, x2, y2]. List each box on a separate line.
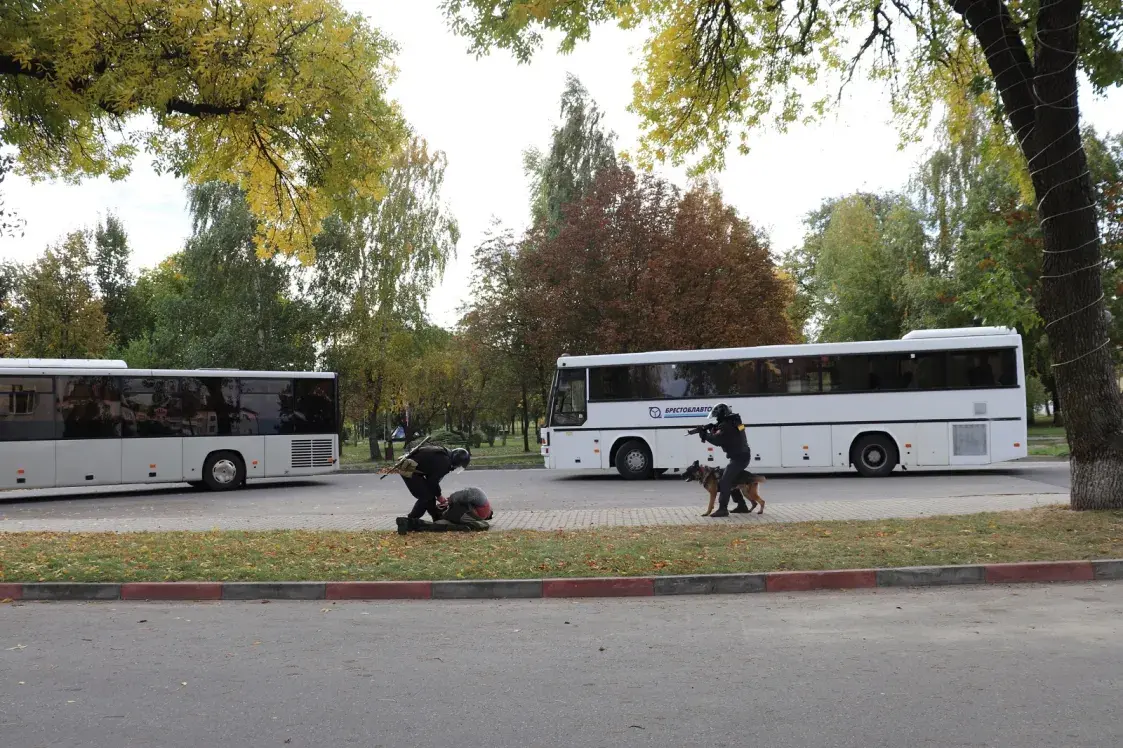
[549, 368, 587, 427]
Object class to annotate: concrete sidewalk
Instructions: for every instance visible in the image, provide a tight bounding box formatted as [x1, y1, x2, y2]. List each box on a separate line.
[0, 493, 1062, 533]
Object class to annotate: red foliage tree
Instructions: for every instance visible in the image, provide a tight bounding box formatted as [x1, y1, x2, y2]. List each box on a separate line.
[522, 166, 795, 358]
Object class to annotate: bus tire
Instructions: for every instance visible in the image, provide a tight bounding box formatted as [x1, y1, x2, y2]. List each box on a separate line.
[615, 439, 653, 480]
[851, 434, 898, 477]
[202, 451, 246, 491]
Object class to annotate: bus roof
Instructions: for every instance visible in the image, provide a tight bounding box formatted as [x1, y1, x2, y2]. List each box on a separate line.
[555, 327, 1021, 368]
[0, 359, 336, 379]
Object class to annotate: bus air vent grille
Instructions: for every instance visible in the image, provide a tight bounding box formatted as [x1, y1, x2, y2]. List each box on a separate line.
[292, 439, 333, 468]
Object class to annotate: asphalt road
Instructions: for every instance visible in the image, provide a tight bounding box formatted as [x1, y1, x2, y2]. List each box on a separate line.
[1, 583, 1119, 748]
[0, 463, 1070, 522]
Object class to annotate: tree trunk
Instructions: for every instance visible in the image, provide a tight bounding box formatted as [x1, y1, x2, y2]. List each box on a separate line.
[367, 409, 382, 461]
[521, 379, 531, 452]
[1050, 384, 1064, 427]
[1028, 0, 1122, 508]
[957, 0, 1123, 508]
[367, 370, 384, 461]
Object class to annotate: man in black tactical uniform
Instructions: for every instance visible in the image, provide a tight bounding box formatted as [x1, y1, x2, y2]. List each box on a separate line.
[697, 402, 754, 517]
[394, 443, 471, 532]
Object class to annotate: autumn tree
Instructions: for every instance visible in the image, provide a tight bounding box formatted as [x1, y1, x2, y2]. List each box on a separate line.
[523, 74, 617, 234]
[460, 222, 546, 451]
[92, 212, 146, 347]
[0, 154, 23, 238]
[0, 260, 20, 355]
[1, 0, 405, 258]
[787, 193, 932, 343]
[527, 165, 795, 357]
[443, 0, 1123, 508]
[122, 182, 317, 370]
[11, 232, 109, 358]
[311, 136, 458, 460]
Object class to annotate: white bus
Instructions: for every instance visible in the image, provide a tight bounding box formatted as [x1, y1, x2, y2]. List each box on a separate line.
[0, 359, 340, 491]
[541, 327, 1027, 479]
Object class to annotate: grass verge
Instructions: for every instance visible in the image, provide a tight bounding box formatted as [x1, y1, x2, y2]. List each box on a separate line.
[339, 440, 536, 462]
[1029, 443, 1070, 457]
[2, 507, 1120, 584]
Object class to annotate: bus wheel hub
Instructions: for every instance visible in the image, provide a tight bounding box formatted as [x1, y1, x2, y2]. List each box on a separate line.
[212, 459, 238, 484]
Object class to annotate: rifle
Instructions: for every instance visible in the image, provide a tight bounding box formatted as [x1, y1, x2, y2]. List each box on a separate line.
[378, 435, 433, 479]
[686, 423, 713, 437]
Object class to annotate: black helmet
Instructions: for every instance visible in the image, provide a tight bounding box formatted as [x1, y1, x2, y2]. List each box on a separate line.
[450, 447, 471, 469]
[709, 403, 732, 421]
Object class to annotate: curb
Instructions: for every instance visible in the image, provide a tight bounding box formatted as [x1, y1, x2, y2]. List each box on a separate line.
[3, 559, 1120, 603]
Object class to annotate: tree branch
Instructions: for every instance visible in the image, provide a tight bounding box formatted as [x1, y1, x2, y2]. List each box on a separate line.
[1, 53, 247, 118]
[948, 0, 1037, 160]
[164, 98, 246, 117]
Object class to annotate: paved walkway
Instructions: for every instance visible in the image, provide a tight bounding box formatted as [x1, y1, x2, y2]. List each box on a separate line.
[0, 493, 1062, 533]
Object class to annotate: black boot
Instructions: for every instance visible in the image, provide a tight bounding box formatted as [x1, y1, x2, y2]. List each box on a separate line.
[396, 517, 410, 535]
[710, 507, 730, 518]
[730, 503, 751, 514]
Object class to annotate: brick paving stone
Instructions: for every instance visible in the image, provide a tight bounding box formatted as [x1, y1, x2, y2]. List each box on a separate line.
[0, 494, 1061, 533]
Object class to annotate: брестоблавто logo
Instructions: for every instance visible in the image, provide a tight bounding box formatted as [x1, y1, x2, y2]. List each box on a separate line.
[649, 405, 710, 419]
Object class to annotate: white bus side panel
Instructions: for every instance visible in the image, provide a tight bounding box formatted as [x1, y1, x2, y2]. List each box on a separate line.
[550, 430, 603, 469]
[915, 423, 950, 466]
[746, 427, 781, 468]
[183, 436, 266, 483]
[656, 429, 717, 471]
[122, 438, 184, 483]
[780, 426, 832, 468]
[57, 440, 122, 486]
[1, 441, 56, 488]
[991, 420, 1029, 462]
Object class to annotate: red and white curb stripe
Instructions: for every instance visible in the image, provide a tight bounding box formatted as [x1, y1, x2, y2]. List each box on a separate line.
[2, 560, 1120, 602]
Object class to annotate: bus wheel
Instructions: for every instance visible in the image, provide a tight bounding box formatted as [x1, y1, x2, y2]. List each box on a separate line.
[203, 451, 246, 491]
[615, 440, 653, 480]
[852, 434, 898, 477]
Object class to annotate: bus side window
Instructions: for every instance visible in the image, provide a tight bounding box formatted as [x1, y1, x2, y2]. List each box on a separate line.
[552, 368, 587, 426]
[0, 377, 55, 441]
[997, 350, 1018, 386]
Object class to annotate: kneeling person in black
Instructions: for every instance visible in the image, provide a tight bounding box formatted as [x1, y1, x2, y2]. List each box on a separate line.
[699, 402, 754, 518]
[397, 444, 471, 531]
[397, 487, 494, 534]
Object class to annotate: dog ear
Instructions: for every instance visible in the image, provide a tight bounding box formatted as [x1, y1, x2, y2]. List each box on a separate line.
[691, 460, 699, 467]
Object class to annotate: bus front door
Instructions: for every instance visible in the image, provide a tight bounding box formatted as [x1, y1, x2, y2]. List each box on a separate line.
[549, 430, 602, 469]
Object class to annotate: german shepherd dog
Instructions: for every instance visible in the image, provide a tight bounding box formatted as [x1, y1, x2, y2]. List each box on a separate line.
[682, 460, 766, 516]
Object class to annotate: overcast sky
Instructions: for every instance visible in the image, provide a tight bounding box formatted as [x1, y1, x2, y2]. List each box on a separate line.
[1, 0, 1120, 328]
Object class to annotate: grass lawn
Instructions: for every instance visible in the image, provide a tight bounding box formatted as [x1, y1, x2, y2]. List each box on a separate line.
[340, 440, 541, 468]
[1028, 418, 1065, 438]
[1028, 442, 1070, 458]
[2, 506, 1120, 584]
